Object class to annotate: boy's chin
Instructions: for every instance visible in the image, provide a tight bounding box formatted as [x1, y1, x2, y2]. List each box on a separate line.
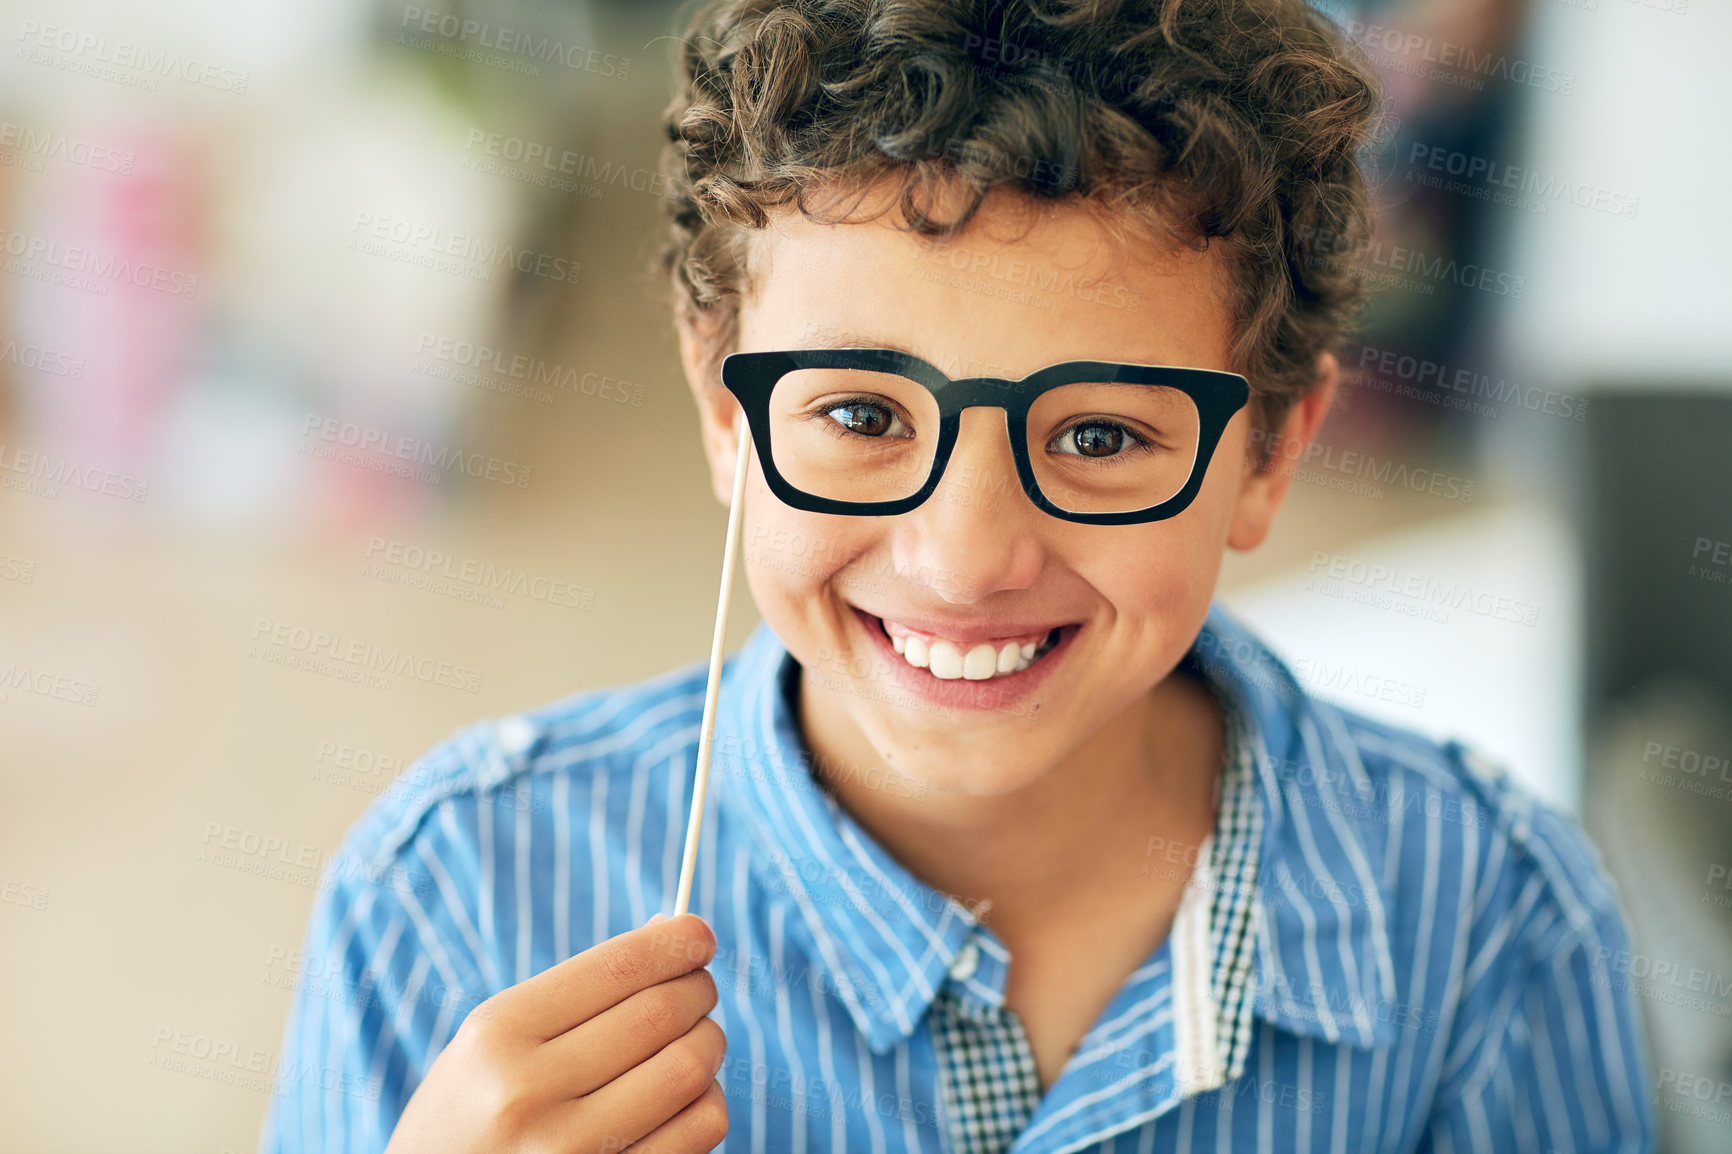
[855, 737, 1053, 801]
[915, 762, 1052, 800]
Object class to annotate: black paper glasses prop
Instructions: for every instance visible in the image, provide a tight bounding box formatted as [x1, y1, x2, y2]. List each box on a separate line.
[669, 347, 1250, 912]
[723, 346, 1249, 524]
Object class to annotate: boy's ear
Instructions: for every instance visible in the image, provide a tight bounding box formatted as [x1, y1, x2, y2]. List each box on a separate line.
[1227, 352, 1339, 551]
[678, 317, 745, 507]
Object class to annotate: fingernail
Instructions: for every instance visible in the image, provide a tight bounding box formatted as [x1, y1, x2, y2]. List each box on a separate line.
[647, 912, 669, 926]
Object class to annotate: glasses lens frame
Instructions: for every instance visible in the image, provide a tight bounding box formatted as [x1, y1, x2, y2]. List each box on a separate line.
[720, 347, 1251, 525]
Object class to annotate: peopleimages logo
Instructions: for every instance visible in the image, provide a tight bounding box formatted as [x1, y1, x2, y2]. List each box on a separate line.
[462, 129, 677, 200]
[0, 119, 135, 173]
[414, 334, 643, 405]
[910, 235, 1141, 311]
[0, 442, 150, 502]
[14, 20, 251, 93]
[0, 338, 85, 378]
[397, 7, 631, 78]
[347, 212, 582, 285]
[1341, 20, 1574, 95]
[362, 535, 597, 611]
[1591, 947, 1732, 1007]
[1405, 143, 1640, 220]
[1305, 550, 1539, 626]
[1355, 345, 1588, 422]
[1248, 429, 1477, 503]
[299, 414, 532, 489]
[248, 617, 484, 693]
[1297, 223, 1526, 299]
[0, 225, 200, 298]
[0, 662, 100, 707]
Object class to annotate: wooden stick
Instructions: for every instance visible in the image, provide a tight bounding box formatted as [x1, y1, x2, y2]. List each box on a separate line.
[673, 418, 754, 917]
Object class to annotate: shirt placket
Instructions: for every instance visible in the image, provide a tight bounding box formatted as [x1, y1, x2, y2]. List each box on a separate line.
[929, 927, 1044, 1154]
[923, 674, 1263, 1154]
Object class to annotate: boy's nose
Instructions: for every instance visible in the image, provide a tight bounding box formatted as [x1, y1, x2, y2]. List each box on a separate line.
[888, 408, 1044, 603]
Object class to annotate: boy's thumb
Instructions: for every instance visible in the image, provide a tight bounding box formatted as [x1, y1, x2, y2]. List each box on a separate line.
[646, 911, 669, 926]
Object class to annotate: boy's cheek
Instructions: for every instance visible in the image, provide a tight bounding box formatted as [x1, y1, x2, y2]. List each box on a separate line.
[740, 511, 875, 663]
[1079, 512, 1225, 610]
[742, 507, 866, 593]
[1076, 525, 1225, 678]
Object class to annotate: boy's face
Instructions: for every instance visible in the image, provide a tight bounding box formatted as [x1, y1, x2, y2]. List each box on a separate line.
[682, 184, 1334, 797]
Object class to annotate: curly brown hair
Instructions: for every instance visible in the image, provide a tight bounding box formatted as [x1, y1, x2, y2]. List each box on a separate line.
[655, 0, 1382, 466]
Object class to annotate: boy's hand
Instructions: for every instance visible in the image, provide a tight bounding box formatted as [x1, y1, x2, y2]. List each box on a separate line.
[384, 912, 729, 1153]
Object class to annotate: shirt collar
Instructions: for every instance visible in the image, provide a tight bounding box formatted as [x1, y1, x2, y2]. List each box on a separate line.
[1187, 604, 1401, 1051]
[712, 604, 1401, 1057]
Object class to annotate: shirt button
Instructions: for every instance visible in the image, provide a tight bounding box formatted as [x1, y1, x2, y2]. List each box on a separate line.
[497, 715, 536, 756]
[949, 939, 980, 982]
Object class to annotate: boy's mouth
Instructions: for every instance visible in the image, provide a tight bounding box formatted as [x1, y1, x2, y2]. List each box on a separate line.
[882, 619, 1060, 680]
[850, 606, 1068, 683]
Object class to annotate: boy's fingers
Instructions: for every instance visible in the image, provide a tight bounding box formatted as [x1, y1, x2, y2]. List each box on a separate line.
[562, 1017, 727, 1150]
[619, 1078, 729, 1153]
[542, 967, 720, 1097]
[485, 913, 716, 1038]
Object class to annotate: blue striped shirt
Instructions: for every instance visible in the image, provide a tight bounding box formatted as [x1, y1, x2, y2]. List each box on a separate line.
[260, 604, 1654, 1153]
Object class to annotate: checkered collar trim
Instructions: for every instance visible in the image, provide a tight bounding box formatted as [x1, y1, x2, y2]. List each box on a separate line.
[1191, 675, 1264, 1088]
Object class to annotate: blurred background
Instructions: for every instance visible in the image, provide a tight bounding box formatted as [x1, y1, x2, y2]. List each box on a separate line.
[1, 0, 1728, 1149]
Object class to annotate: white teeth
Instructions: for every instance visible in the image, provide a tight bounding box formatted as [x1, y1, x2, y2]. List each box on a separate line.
[928, 641, 964, 680]
[963, 644, 998, 680]
[882, 620, 1058, 682]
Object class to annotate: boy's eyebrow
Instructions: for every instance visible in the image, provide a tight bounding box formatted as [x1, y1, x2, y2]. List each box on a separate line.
[800, 325, 925, 360]
[796, 326, 1193, 378]
[796, 327, 1019, 379]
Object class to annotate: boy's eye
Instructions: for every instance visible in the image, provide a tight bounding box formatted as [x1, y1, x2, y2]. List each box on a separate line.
[822, 399, 912, 439]
[1050, 421, 1143, 458]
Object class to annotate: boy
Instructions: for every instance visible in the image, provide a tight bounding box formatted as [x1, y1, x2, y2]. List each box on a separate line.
[262, 1, 1653, 1151]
